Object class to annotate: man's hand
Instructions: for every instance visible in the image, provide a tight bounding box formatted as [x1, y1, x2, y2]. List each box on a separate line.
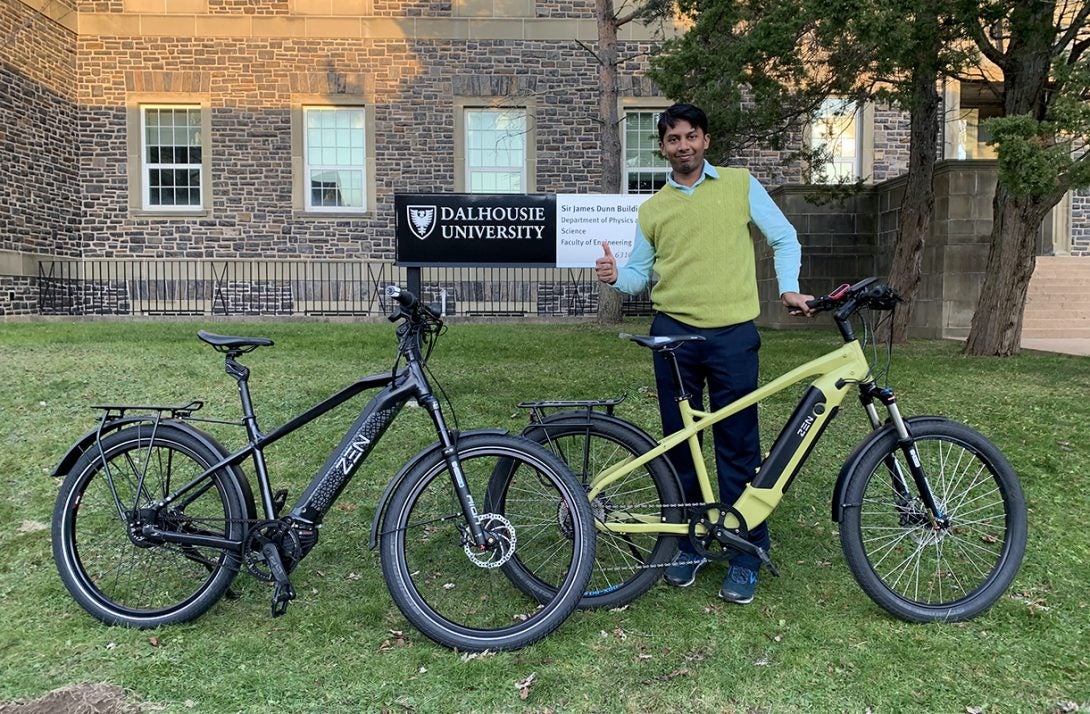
[782, 291, 815, 317]
[595, 241, 618, 285]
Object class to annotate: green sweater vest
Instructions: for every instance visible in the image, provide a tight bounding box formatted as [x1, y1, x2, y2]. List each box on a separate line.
[638, 167, 757, 328]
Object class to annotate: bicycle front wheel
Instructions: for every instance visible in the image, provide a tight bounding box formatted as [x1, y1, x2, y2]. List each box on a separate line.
[504, 413, 682, 609]
[839, 418, 1027, 622]
[378, 434, 594, 651]
[52, 424, 248, 628]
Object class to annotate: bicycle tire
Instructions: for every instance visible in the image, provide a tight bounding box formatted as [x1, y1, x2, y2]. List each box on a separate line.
[378, 434, 594, 651]
[500, 413, 683, 609]
[839, 417, 1027, 622]
[52, 424, 248, 628]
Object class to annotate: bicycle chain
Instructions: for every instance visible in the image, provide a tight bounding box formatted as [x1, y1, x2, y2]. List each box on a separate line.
[587, 500, 743, 573]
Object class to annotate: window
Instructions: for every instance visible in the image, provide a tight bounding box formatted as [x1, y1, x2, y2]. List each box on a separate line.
[624, 110, 669, 194]
[951, 81, 1002, 160]
[141, 106, 203, 210]
[809, 99, 863, 182]
[465, 108, 527, 193]
[303, 107, 367, 211]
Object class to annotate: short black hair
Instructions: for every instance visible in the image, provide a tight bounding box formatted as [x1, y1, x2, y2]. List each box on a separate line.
[657, 103, 708, 141]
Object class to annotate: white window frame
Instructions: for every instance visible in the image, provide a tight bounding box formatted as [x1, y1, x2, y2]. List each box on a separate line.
[302, 106, 368, 213]
[809, 98, 864, 183]
[464, 107, 529, 194]
[140, 104, 205, 211]
[622, 109, 670, 194]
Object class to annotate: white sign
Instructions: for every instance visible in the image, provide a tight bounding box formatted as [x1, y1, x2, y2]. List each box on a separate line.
[554, 194, 649, 268]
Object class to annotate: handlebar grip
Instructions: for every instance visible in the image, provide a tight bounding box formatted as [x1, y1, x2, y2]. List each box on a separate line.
[387, 285, 419, 309]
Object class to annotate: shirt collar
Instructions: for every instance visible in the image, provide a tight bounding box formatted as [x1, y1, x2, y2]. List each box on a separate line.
[667, 160, 718, 191]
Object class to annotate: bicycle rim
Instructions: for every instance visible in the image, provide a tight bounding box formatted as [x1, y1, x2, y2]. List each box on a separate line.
[381, 440, 592, 650]
[55, 431, 240, 623]
[846, 426, 1025, 619]
[509, 418, 679, 607]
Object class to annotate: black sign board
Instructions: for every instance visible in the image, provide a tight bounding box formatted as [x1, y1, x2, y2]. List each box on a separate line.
[395, 193, 557, 267]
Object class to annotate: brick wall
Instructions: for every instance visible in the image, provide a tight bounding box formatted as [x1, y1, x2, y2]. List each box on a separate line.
[1073, 188, 1090, 256]
[0, 1, 79, 258]
[75, 35, 651, 259]
[871, 105, 911, 181]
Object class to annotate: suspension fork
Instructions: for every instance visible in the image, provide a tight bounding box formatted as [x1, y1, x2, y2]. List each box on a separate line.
[860, 383, 948, 526]
[410, 361, 489, 549]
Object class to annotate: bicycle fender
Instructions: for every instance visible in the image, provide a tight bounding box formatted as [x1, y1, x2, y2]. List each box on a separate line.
[367, 428, 509, 550]
[831, 415, 951, 522]
[523, 409, 657, 443]
[52, 419, 257, 522]
[521, 410, 683, 485]
[51, 417, 151, 478]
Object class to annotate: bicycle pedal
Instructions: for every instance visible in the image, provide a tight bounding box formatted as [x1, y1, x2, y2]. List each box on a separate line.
[271, 489, 289, 517]
[756, 548, 780, 577]
[271, 581, 296, 618]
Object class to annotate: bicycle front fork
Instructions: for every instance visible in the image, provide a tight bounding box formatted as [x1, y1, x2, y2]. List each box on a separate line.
[861, 385, 948, 527]
[419, 394, 489, 549]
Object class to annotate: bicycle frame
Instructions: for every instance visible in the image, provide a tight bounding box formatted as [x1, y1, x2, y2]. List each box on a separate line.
[587, 339, 874, 537]
[138, 329, 489, 554]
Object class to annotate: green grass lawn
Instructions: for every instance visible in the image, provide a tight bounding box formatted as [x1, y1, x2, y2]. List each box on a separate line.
[1, 318, 1087, 713]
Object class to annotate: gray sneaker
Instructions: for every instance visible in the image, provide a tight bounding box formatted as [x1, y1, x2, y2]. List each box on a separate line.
[663, 552, 708, 587]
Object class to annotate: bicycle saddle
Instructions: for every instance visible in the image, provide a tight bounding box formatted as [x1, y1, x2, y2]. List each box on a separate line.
[197, 330, 274, 350]
[620, 333, 705, 350]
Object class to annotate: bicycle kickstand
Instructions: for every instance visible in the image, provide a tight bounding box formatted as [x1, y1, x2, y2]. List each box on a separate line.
[260, 542, 297, 617]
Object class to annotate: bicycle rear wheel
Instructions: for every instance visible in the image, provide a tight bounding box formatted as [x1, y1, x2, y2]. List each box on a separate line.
[378, 434, 594, 651]
[839, 418, 1027, 622]
[52, 424, 248, 627]
[502, 413, 682, 609]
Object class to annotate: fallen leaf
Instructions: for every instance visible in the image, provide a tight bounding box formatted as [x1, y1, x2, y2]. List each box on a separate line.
[460, 649, 494, 662]
[515, 672, 536, 700]
[148, 636, 160, 647]
[966, 707, 983, 714]
[17, 520, 48, 534]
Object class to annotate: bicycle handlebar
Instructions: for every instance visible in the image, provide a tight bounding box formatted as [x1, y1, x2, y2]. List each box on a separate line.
[385, 285, 441, 324]
[805, 277, 901, 315]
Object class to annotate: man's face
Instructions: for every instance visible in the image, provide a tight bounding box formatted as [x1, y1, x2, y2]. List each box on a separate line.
[659, 119, 710, 178]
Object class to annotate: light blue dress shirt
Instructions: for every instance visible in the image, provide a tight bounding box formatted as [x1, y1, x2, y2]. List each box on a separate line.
[612, 161, 801, 297]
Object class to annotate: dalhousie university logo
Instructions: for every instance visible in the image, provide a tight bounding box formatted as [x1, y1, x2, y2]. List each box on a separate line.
[407, 205, 437, 240]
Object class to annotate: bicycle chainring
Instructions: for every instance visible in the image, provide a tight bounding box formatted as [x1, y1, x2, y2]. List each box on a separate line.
[243, 520, 304, 582]
[687, 502, 749, 561]
[463, 513, 517, 569]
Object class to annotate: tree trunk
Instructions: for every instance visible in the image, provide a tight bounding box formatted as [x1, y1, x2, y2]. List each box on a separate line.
[595, 0, 624, 325]
[962, 186, 1051, 356]
[887, 61, 940, 343]
[962, 0, 1065, 355]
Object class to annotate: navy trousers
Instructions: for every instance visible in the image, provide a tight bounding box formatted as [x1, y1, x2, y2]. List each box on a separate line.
[650, 312, 769, 570]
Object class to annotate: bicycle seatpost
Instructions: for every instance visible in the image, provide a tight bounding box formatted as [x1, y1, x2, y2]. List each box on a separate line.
[661, 347, 692, 403]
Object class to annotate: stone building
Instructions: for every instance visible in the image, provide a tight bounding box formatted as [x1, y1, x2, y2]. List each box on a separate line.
[1, 0, 1087, 329]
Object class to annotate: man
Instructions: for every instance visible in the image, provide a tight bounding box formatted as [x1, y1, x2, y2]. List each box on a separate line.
[595, 103, 813, 604]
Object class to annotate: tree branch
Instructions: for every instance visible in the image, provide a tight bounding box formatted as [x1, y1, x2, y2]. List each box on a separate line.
[1054, 1, 1090, 57]
[966, 17, 1008, 68]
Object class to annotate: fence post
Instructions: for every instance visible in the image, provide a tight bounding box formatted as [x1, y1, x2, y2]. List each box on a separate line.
[407, 266, 421, 298]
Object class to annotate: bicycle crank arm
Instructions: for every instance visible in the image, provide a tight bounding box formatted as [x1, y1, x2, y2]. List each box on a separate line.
[261, 542, 296, 617]
[710, 529, 780, 577]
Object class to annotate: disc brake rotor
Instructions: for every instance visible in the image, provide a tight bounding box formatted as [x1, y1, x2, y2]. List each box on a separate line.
[463, 513, 516, 569]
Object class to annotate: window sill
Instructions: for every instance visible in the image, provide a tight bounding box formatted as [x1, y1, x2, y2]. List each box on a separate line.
[294, 210, 372, 219]
[131, 209, 211, 219]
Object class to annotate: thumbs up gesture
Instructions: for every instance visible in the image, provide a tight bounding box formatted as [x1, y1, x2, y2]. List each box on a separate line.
[595, 242, 617, 285]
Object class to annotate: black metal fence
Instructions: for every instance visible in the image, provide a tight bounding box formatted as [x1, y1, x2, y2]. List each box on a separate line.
[37, 259, 653, 318]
